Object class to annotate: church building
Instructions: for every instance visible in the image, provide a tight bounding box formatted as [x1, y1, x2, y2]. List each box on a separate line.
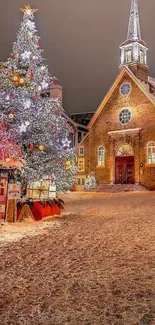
[77, 0, 155, 190]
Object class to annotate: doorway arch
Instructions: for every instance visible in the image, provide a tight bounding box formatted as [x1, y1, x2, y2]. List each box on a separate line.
[115, 143, 134, 184]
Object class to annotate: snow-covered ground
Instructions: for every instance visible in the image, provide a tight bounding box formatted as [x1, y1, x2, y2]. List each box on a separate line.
[0, 191, 155, 324]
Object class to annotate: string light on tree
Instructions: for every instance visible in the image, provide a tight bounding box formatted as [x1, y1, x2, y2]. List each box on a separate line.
[0, 4, 76, 192]
[41, 80, 49, 90]
[19, 123, 27, 133]
[25, 120, 30, 126]
[26, 20, 36, 30]
[21, 51, 31, 60]
[24, 99, 32, 109]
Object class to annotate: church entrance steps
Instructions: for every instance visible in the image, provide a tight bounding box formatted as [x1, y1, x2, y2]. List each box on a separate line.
[97, 184, 149, 193]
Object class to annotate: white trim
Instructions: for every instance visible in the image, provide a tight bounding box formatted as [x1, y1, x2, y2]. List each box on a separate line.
[97, 145, 105, 166]
[108, 128, 141, 136]
[119, 108, 132, 125]
[88, 67, 155, 130]
[116, 143, 134, 157]
[119, 82, 131, 96]
[147, 141, 155, 164]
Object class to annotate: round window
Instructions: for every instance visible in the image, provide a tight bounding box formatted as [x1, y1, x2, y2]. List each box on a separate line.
[120, 83, 131, 95]
[119, 108, 131, 125]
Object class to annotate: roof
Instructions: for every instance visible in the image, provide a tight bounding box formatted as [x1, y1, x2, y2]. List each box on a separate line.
[120, 39, 147, 48]
[62, 112, 88, 130]
[88, 66, 155, 129]
[78, 132, 89, 146]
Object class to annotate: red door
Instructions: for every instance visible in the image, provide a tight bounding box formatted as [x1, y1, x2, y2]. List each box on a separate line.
[115, 156, 134, 184]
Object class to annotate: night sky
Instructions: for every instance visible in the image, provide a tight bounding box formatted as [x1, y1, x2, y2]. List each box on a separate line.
[0, 0, 154, 114]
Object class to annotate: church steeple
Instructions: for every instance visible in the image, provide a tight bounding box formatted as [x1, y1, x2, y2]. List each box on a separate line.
[127, 0, 141, 41]
[120, 0, 148, 82]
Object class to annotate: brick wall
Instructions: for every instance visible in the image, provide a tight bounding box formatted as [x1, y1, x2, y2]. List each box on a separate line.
[78, 71, 155, 188]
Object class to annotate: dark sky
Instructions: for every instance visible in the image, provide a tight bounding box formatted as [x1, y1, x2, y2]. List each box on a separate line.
[0, 0, 154, 114]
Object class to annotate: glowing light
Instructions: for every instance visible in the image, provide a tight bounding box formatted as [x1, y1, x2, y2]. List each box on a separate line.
[25, 120, 30, 126]
[39, 145, 45, 151]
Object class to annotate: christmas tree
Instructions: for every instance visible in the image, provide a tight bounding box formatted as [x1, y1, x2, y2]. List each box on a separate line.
[0, 117, 22, 168]
[0, 5, 76, 191]
[84, 172, 97, 191]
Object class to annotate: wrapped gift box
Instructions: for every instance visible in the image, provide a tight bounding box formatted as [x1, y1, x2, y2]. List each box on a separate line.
[27, 179, 56, 199]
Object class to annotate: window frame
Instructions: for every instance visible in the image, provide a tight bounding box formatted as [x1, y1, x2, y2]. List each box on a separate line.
[98, 146, 105, 166]
[78, 158, 85, 172]
[120, 82, 131, 96]
[119, 108, 132, 125]
[126, 49, 132, 63]
[79, 146, 84, 156]
[139, 49, 144, 65]
[147, 142, 155, 164]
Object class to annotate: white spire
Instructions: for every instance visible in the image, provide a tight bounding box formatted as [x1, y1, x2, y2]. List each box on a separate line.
[127, 0, 141, 40]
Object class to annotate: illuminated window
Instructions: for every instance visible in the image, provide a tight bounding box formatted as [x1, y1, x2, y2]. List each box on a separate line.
[126, 49, 132, 63]
[78, 158, 85, 172]
[120, 83, 131, 95]
[119, 108, 131, 125]
[116, 144, 134, 157]
[79, 146, 84, 156]
[148, 142, 155, 163]
[98, 146, 105, 166]
[140, 50, 144, 64]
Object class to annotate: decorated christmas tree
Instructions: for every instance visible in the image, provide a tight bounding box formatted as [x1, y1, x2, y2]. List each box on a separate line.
[0, 116, 22, 167]
[84, 172, 98, 191]
[0, 5, 76, 191]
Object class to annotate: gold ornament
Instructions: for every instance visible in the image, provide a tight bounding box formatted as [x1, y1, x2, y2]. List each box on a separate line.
[9, 113, 14, 119]
[19, 77, 24, 85]
[5, 157, 11, 162]
[14, 52, 19, 58]
[66, 160, 71, 170]
[13, 74, 18, 82]
[12, 72, 25, 87]
[39, 145, 45, 151]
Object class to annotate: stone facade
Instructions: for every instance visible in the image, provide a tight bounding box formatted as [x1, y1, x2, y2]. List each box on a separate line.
[77, 68, 155, 190]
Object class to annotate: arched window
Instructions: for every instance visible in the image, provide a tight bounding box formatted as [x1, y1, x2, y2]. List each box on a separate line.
[148, 142, 155, 163]
[116, 144, 134, 157]
[98, 146, 105, 166]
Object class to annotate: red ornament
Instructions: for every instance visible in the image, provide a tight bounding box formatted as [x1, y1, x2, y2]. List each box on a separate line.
[51, 124, 55, 130]
[30, 69, 34, 80]
[36, 39, 40, 47]
[29, 144, 34, 151]
[1, 120, 6, 129]
[34, 93, 38, 100]
[55, 110, 59, 116]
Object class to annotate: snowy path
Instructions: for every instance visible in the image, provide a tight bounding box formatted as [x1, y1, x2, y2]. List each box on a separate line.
[0, 192, 155, 324]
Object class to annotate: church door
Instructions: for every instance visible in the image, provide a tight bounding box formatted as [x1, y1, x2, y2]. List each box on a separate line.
[115, 156, 134, 184]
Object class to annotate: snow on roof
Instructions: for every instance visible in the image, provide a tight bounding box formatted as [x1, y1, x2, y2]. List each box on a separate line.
[125, 66, 155, 103]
